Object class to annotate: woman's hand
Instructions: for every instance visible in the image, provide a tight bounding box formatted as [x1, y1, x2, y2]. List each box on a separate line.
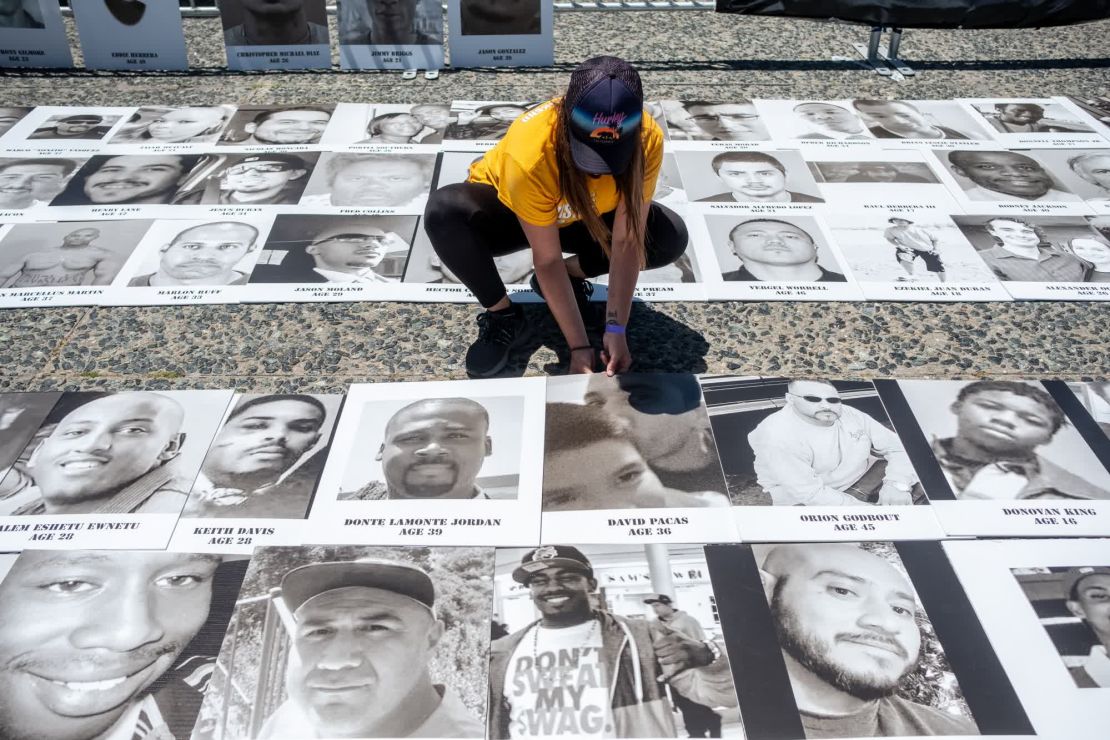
[601, 332, 632, 376]
[568, 347, 596, 374]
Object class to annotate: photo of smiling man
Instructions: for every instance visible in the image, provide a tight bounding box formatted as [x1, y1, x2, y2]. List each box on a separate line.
[944, 150, 1083, 203]
[0, 548, 248, 740]
[175, 153, 314, 206]
[50, 154, 202, 206]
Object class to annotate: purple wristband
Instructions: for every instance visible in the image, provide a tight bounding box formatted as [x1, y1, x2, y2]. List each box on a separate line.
[604, 322, 626, 335]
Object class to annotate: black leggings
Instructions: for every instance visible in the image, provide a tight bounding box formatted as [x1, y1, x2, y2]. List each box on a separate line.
[423, 181, 689, 308]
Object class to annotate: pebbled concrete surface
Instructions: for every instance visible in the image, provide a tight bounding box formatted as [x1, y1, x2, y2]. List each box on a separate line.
[0, 12, 1107, 391]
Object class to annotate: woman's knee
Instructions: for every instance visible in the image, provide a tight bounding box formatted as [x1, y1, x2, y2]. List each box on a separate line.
[423, 183, 477, 242]
[644, 203, 689, 269]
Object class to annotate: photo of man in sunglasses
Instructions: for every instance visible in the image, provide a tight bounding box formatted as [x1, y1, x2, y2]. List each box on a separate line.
[176, 153, 312, 205]
[747, 379, 920, 506]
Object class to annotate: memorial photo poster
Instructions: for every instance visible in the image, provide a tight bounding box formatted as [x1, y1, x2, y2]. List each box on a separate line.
[700, 376, 945, 541]
[709, 541, 1033, 740]
[446, 0, 552, 69]
[0, 155, 86, 216]
[4, 106, 128, 152]
[443, 100, 538, 149]
[959, 97, 1109, 148]
[689, 210, 866, 301]
[194, 544, 491, 740]
[823, 210, 1012, 301]
[71, 0, 189, 71]
[169, 392, 345, 554]
[492, 543, 743, 739]
[892, 379, 1110, 537]
[540, 374, 738, 545]
[0, 389, 234, 550]
[219, 105, 335, 148]
[660, 99, 772, 145]
[1030, 147, 1110, 214]
[107, 106, 238, 148]
[800, 146, 962, 212]
[845, 99, 993, 147]
[299, 150, 434, 212]
[0, 106, 33, 140]
[943, 538, 1110, 736]
[309, 377, 546, 546]
[0, 0, 73, 69]
[217, 0, 331, 71]
[0, 219, 154, 308]
[323, 102, 452, 148]
[753, 99, 878, 145]
[1064, 380, 1110, 441]
[338, 0, 445, 71]
[0, 549, 250, 740]
[951, 214, 1110, 301]
[674, 148, 825, 206]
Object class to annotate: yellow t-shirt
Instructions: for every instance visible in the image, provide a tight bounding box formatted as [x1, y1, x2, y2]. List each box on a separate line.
[467, 98, 664, 227]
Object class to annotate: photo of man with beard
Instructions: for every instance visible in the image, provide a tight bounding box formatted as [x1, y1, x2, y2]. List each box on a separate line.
[757, 543, 979, 738]
[50, 154, 201, 206]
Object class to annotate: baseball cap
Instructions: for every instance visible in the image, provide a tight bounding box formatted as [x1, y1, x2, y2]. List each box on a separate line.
[643, 593, 673, 605]
[512, 545, 593, 584]
[1063, 566, 1110, 599]
[565, 56, 643, 176]
[279, 558, 436, 617]
[233, 153, 307, 169]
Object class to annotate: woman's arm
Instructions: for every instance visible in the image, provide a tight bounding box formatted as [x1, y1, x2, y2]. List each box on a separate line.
[518, 217, 594, 373]
[602, 197, 651, 375]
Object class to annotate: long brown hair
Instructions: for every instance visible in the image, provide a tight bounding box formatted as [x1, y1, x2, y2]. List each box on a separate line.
[553, 97, 647, 268]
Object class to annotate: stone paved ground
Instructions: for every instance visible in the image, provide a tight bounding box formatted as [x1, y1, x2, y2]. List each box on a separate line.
[0, 12, 1107, 391]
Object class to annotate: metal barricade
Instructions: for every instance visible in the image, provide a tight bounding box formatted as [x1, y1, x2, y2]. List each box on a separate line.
[59, 1, 716, 15]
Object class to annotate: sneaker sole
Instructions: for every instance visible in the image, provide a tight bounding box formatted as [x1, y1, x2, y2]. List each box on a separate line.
[465, 322, 536, 379]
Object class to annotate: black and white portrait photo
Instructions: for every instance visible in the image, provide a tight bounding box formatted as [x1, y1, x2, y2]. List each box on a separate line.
[0, 549, 248, 740]
[183, 393, 342, 519]
[174, 152, 316, 206]
[219, 105, 334, 146]
[1067, 381, 1110, 439]
[70, 0, 189, 70]
[0, 0, 43, 28]
[543, 374, 730, 512]
[896, 379, 1110, 501]
[0, 393, 60, 510]
[1024, 149, 1110, 207]
[121, 219, 265, 288]
[969, 99, 1095, 136]
[300, 152, 434, 209]
[338, 0, 442, 45]
[26, 111, 120, 141]
[0, 220, 151, 289]
[702, 377, 924, 507]
[702, 213, 848, 283]
[109, 106, 235, 145]
[849, 99, 986, 141]
[940, 149, 1083, 203]
[661, 99, 770, 142]
[196, 545, 490, 739]
[0, 157, 82, 210]
[0, 389, 231, 516]
[250, 214, 417, 285]
[810, 160, 940, 185]
[737, 542, 981, 738]
[491, 544, 740, 738]
[1011, 565, 1110, 689]
[0, 106, 33, 138]
[460, 0, 540, 35]
[951, 215, 1095, 283]
[757, 100, 874, 141]
[403, 217, 536, 286]
[50, 154, 203, 206]
[218, 0, 329, 46]
[444, 101, 535, 141]
[676, 149, 823, 204]
[337, 395, 523, 501]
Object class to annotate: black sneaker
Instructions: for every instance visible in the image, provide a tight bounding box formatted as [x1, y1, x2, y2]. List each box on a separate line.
[529, 273, 600, 328]
[465, 306, 533, 378]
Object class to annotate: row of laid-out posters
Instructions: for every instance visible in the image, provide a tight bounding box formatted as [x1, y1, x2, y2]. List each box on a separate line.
[0, 97, 1109, 308]
[0, 0, 554, 71]
[2, 374, 1110, 554]
[0, 538, 1109, 737]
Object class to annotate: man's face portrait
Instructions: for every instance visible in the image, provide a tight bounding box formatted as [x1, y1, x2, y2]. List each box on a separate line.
[767, 545, 921, 701]
[731, 220, 818, 266]
[307, 227, 392, 270]
[1067, 573, 1110, 638]
[330, 158, 428, 208]
[854, 102, 929, 135]
[952, 151, 1054, 199]
[986, 218, 1040, 249]
[62, 228, 100, 247]
[0, 107, 29, 137]
[543, 435, 670, 510]
[484, 105, 526, 123]
[461, 0, 540, 34]
[951, 388, 1057, 456]
[1073, 154, 1110, 192]
[686, 102, 765, 140]
[27, 393, 184, 510]
[716, 159, 786, 199]
[370, 0, 416, 39]
[54, 117, 103, 137]
[288, 586, 443, 737]
[526, 566, 595, 621]
[146, 108, 225, 144]
[787, 381, 843, 427]
[157, 223, 257, 281]
[248, 109, 331, 144]
[377, 399, 491, 498]
[0, 162, 69, 207]
[204, 398, 323, 480]
[410, 104, 450, 130]
[1071, 238, 1110, 266]
[224, 158, 306, 196]
[794, 103, 861, 132]
[83, 155, 189, 204]
[0, 550, 219, 740]
[999, 104, 1044, 126]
